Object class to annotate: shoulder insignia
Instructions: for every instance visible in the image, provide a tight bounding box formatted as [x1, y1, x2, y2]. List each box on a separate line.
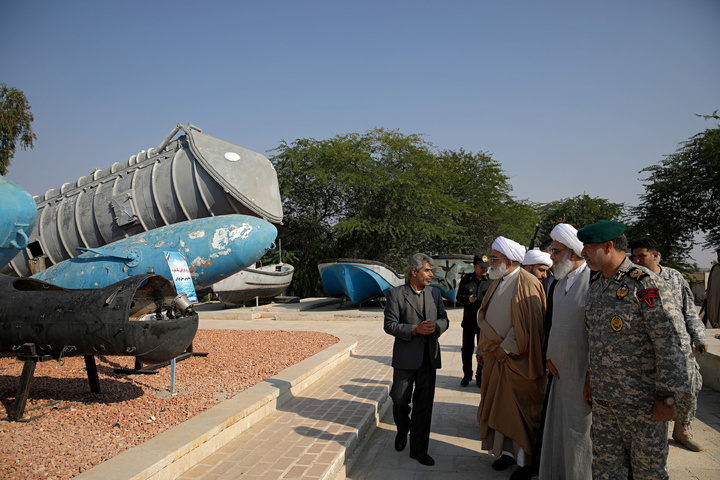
[611, 315, 623, 331]
[637, 288, 659, 307]
[614, 271, 625, 282]
[616, 284, 629, 300]
[628, 268, 649, 281]
[590, 271, 602, 283]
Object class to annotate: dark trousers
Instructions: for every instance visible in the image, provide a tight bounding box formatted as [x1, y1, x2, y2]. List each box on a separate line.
[390, 344, 436, 455]
[461, 326, 481, 381]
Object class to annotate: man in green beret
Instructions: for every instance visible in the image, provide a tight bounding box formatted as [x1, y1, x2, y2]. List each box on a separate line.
[578, 220, 689, 480]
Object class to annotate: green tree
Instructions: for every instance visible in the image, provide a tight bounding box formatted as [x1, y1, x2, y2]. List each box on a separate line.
[535, 194, 627, 244]
[494, 198, 542, 249]
[0, 84, 36, 176]
[630, 111, 720, 270]
[269, 128, 520, 296]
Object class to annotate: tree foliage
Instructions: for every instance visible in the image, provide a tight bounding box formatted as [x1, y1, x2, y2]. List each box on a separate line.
[535, 194, 627, 244]
[267, 128, 530, 296]
[630, 111, 720, 270]
[0, 84, 36, 176]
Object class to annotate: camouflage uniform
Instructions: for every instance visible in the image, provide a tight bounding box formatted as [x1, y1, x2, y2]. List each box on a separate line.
[658, 266, 706, 423]
[585, 258, 689, 480]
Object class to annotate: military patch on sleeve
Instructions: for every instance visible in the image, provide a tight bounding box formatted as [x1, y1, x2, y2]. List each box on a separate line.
[628, 268, 649, 281]
[611, 315, 623, 331]
[616, 284, 629, 300]
[637, 288, 659, 307]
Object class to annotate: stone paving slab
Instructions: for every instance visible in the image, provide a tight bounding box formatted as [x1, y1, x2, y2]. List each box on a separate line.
[178, 331, 394, 480]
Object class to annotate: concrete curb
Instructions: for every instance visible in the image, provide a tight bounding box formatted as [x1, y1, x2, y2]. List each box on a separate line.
[75, 334, 358, 480]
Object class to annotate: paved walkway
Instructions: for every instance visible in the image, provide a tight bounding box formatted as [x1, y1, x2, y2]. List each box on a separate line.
[181, 300, 720, 479]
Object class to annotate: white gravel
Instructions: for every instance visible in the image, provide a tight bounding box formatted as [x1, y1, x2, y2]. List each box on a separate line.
[0, 329, 338, 480]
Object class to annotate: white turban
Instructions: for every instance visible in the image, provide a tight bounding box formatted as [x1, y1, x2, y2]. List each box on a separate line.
[550, 223, 584, 257]
[523, 249, 553, 267]
[492, 236, 526, 263]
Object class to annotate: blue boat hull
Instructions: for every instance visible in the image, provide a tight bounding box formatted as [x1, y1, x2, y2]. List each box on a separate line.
[318, 259, 405, 303]
[0, 177, 37, 269]
[32, 215, 277, 290]
[320, 264, 396, 303]
[431, 285, 460, 303]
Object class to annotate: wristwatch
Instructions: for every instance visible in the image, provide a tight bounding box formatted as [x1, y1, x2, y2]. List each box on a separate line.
[657, 394, 676, 407]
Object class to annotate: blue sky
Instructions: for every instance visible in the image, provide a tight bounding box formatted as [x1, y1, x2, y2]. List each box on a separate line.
[2, 1, 719, 265]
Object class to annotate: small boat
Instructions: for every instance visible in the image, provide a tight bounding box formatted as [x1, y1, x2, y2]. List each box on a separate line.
[212, 262, 294, 305]
[318, 258, 405, 304]
[430, 254, 475, 303]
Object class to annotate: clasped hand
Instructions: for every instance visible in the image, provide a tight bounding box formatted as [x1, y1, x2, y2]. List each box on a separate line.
[415, 320, 437, 335]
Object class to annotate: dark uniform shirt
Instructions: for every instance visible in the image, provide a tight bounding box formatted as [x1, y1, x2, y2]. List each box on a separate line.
[457, 272, 492, 330]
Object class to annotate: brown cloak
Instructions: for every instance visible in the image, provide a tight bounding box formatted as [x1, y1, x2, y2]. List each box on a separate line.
[476, 267, 547, 455]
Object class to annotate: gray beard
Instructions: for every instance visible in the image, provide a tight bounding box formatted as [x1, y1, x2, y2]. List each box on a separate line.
[488, 263, 508, 280]
[554, 257, 575, 280]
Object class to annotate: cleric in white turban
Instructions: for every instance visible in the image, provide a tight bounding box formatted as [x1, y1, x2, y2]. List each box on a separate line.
[550, 223, 583, 257]
[491, 236, 526, 263]
[523, 249, 553, 282]
[477, 236, 547, 476]
[523, 249, 552, 267]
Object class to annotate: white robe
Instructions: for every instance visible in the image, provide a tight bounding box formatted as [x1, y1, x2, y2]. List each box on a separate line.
[539, 266, 592, 480]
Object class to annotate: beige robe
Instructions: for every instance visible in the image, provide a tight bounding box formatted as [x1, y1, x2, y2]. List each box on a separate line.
[476, 267, 547, 457]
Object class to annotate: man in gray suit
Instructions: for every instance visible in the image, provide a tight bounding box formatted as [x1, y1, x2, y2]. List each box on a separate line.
[384, 253, 449, 467]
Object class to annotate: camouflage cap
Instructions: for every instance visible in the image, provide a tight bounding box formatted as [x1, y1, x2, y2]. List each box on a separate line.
[577, 220, 626, 244]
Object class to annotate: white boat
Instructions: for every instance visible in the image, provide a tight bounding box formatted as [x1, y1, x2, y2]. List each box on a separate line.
[212, 263, 294, 305]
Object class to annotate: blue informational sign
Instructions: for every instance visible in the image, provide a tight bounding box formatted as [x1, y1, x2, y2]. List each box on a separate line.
[164, 251, 198, 303]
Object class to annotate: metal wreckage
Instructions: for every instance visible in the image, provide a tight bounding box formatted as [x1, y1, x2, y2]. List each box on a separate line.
[0, 124, 283, 420]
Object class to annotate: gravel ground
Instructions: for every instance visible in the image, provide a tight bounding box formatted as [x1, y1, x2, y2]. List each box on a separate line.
[0, 329, 339, 480]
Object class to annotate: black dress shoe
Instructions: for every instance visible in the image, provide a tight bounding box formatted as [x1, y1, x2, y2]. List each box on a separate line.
[409, 451, 435, 466]
[509, 465, 535, 480]
[394, 431, 407, 451]
[460, 377, 470, 387]
[491, 454, 516, 471]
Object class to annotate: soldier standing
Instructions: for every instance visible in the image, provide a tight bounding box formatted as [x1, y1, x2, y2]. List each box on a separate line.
[630, 236, 708, 452]
[456, 254, 492, 387]
[579, 220, 689, 480]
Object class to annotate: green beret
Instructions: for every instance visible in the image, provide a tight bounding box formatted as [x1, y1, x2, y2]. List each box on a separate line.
[577, 220, 626, 244]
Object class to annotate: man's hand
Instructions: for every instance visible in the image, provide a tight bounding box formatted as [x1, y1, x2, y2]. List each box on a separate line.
[652, 399, 677, 422]
[415, 320, 437, 335]
[546, 359, 559, 379]
[696, 344, 709, 354]
[469, 294, 478, 303]
[476, 353, 484, 366]
[494, 346, 507, 364]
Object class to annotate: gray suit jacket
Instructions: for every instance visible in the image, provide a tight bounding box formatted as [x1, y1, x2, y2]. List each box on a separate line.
[383, 284, 449, 370]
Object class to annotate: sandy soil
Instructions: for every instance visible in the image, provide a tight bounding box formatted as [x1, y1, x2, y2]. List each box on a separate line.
[0, 329, 339, 480]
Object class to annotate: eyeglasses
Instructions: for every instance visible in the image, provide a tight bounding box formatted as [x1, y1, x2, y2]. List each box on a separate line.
[488, 256, 507, 263]
[549, 248, 568, 255]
